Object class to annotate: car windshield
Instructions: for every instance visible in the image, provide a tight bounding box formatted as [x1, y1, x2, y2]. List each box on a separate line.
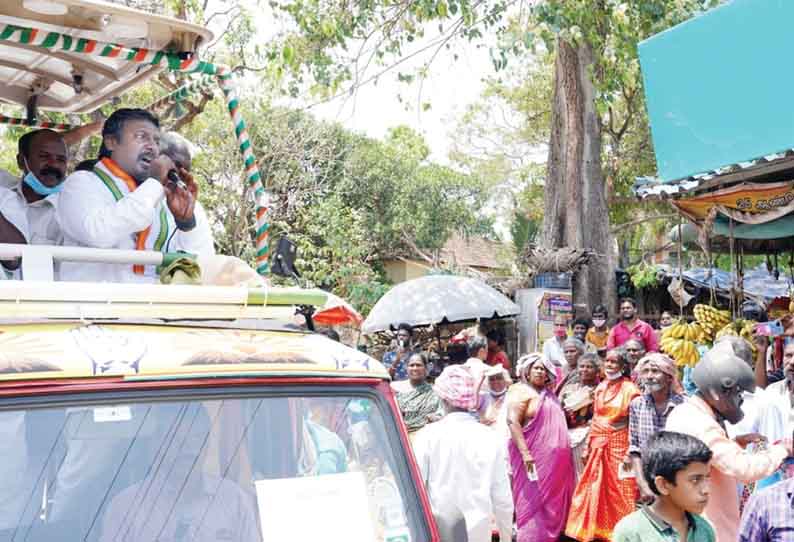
[0, 388, 427, 542]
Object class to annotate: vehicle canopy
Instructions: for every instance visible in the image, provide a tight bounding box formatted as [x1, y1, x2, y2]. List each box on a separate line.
[0, 0, 212, 115]
[0, 0, 273, 276]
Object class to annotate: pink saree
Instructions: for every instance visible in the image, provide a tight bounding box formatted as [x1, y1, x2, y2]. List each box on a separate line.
[508, 388, 575, 542]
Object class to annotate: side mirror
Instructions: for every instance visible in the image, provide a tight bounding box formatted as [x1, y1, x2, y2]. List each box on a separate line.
[271, 236, 300, 278]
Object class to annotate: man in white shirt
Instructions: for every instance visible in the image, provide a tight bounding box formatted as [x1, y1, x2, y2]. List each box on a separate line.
[57, 108, 215, 282]
[543, 314, 568, 367]
[414, 365, 514, 542]
[0, 128, 69, 244]
[463, 335, 489, 383]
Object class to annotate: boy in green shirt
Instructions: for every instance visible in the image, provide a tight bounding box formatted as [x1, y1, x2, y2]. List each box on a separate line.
[613, 431, 715, 542]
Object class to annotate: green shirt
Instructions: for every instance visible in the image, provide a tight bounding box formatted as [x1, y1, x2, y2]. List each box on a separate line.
[612, 506, 715, 542]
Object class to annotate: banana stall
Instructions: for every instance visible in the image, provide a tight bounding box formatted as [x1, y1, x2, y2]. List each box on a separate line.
[634, 0, 794, 369]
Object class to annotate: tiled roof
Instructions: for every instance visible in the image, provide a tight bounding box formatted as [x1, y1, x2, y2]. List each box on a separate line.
[438, 233, 511, 270]
[633, 150, 794, 199]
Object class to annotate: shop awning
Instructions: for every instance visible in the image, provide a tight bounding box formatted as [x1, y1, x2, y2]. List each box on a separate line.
[638, 0, 794, 185]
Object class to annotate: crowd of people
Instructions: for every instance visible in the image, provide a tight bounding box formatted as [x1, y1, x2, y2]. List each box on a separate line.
[0, 108, 215, 281]
[385, 302, 794, 542]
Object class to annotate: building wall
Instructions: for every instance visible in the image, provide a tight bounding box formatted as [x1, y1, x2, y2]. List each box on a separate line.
[383, 260, 432, 284]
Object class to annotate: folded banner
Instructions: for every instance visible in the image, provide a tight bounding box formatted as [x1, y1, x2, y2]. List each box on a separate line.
[674, 181, 794, 223]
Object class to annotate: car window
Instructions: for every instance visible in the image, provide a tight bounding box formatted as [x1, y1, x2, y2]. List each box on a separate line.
[0, 391, 427, 542]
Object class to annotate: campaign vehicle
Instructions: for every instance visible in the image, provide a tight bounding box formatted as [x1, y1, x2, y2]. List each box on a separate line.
[0, 1, 439, 541]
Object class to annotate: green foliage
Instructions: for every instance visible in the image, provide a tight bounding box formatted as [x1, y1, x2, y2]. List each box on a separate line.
[165, 94, 492, 315]
[627, 262, 661, 289]
[510, 211, 539, 254]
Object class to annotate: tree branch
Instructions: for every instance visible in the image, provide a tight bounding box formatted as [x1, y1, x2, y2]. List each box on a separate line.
[400, 229, 435, 264]
[204, 4, 240, 27]
[611, 213, 678, 234]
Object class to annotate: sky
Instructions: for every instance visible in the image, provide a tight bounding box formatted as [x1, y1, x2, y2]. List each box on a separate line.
[225, 0, 498, 164]
[305, 40, 495, 163]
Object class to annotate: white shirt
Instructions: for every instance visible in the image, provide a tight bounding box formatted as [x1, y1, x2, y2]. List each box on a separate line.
[57, 163, 215, 283]
[543, 337, 565, 366]
[0, 169, 63, 244]
[413, 411, 513, 542]
[463, 357, 488, 383]
[0, 184, 31, 279]
[727, 382, 794, 442]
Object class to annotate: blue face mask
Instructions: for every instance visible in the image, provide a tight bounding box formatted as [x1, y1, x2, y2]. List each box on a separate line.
[22, 170, 63, 196]
[22, 156, 63, 196]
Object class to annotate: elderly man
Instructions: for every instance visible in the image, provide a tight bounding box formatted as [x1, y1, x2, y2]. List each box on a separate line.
[666, 340, 794, 542]
[414, 365, 513, 542]
[57, 109, 215, 282]
[543, 315, 568, 368]
[477, 365, 512, 437]
[628, 353, 686, 503]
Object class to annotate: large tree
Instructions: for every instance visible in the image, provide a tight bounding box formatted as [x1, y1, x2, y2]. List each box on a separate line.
[249, 0, 719, 309]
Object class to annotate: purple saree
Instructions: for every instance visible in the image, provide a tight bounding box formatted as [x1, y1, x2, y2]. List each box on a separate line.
[508, 388, 575, 542]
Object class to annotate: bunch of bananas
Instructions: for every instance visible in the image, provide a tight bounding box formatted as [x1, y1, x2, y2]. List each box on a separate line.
[693, 304, 731, 341]
[715, 319, 757, 355]
[661, 320, 708, 342]
[661, 337, 700, 367]
[660, 319, 701, 366]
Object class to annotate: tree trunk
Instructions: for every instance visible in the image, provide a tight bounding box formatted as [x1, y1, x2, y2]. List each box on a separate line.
[540, 38, 616, 313]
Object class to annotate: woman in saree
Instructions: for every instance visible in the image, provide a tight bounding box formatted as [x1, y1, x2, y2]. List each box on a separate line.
[392, 352, 442, 433]
[564, 348, 641, 542]
[557, 353, 600, 480]
[506, 353, 575, 542]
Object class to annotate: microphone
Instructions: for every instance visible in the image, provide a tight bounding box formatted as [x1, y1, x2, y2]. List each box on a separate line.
[166, 169, 186, 189]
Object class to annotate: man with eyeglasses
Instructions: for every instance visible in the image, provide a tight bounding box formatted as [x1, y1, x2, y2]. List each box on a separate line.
[57, 108, 215, 282]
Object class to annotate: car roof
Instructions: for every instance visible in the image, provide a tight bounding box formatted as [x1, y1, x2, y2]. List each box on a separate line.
[0, 281, 387, 383]
[0, 321, 388, 383]
[0, 0, 212, 113]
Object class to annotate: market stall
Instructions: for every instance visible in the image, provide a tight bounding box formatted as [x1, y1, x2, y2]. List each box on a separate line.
[634, 0, 794, 368]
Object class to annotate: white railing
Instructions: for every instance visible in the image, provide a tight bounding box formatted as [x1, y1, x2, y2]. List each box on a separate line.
[0, 243, 171, 281]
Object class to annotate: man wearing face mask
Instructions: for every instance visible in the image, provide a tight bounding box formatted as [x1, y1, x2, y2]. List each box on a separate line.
[13, 129, 69, 245]
[627, 353, 685, 504]
[57, 109, 215, 282]
[607, 297, 659, 353]
[0, 129, 74, 278]
[666, 341, 793, 542]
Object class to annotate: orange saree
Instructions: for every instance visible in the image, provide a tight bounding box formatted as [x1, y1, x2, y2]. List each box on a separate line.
[564, 377, 640, 542]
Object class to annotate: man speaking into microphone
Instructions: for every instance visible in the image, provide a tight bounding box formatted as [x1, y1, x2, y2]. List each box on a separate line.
[57, 109, 215, 283]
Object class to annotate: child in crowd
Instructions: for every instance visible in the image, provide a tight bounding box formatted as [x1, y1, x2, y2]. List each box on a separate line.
[613, 431, 715, 542]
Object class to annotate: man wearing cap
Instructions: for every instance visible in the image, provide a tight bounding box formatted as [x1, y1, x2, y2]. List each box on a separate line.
[413, 365, 513, 542]
[477, 365, 512, 437]
[666, 339, 794, 542]
[628, 353, 685, 503]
